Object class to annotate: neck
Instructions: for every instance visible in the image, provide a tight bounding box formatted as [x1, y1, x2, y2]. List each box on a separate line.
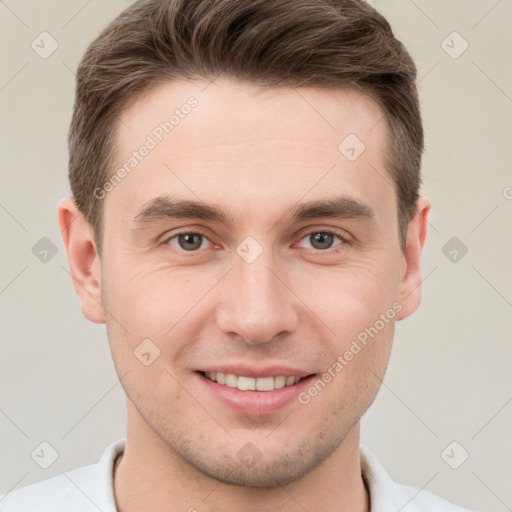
[114, 404, 370, 512]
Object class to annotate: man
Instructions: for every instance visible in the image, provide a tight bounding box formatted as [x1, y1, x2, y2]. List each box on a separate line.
[0, 0, 473, 510]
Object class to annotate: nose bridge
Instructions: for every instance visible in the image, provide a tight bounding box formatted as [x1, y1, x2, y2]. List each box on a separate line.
[217, 244, 297, 344]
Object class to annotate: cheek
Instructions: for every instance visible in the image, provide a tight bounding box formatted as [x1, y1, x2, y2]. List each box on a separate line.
[104, 259, 194, 323]
[101, 260, 214, 373]
[102, 243, 401, 358]
[295, 255, 401, 336]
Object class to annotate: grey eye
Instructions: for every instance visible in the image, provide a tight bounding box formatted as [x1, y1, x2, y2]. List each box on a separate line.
[310, 232, 334, 250]
[168, 233, 206, 251]
[298, 231, 343, 251]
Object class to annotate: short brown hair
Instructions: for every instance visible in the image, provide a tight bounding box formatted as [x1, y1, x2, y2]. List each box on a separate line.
[69, 0, 423, 254]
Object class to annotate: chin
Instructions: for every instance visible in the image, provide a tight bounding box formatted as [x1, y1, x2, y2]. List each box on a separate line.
[193, 458, 318, 488]
[176, 435, 338, 488]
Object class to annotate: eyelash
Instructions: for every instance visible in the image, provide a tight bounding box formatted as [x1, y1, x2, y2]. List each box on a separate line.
[162, 228, 350, 254]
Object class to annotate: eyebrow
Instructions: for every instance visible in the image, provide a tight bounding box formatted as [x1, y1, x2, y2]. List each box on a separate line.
[132, 194, 376, 226]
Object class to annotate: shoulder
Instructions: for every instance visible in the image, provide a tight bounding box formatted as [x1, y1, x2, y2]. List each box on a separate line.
[360, 444, 474, 512]
[394, 481, 474, 511]
[0, 465, 98, 512]
[0, 438, 125, 512]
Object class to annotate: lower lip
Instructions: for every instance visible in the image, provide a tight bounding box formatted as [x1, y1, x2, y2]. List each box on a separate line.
[197, 372, 316, 416]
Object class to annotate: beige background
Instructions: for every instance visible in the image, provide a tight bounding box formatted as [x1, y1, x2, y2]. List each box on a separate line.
[1, 1, 511, 510]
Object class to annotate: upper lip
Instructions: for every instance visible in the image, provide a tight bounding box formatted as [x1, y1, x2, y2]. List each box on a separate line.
[197, 365, 314, 379]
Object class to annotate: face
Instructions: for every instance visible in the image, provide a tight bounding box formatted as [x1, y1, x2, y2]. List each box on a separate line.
[82, 79, 419, 486]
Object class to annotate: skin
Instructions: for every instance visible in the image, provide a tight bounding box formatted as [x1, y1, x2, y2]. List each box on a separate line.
[59, 78, 430, 512]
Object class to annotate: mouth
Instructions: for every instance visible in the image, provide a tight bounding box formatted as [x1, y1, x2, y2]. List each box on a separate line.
[196, 369, 317, 415]
[200, 371, 308, 391]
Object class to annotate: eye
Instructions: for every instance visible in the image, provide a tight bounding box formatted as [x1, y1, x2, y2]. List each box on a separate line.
[296, 229, 347, 251]
[162, 228, 349, 254]
[165, 231, 213, 251]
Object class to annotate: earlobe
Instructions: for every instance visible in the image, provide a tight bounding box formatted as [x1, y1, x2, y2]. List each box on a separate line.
[396, 196, 431, 321]
[58, 197, 105, 324]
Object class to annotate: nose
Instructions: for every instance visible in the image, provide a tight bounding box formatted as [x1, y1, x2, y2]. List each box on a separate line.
[216, 250, 299, 345]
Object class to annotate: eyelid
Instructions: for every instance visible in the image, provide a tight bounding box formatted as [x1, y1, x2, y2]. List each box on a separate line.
[295, 226, 351, 244]
[160, 225, 213, 242]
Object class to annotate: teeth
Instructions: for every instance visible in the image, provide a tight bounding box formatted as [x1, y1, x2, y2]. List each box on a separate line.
[237, 376, 256, 390]
[273, 376, 286, 389]
[255, 376, 274, 391]
[203, 372, 303, 391]
[225, 374, 238, 388]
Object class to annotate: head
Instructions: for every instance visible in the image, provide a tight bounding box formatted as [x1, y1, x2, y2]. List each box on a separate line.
[59, 0, 430, 487]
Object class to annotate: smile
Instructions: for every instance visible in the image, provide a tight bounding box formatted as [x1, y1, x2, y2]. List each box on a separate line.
[202, 371, 304, 391]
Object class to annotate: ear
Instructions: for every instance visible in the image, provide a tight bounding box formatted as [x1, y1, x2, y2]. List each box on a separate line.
[58, 197, 105, 323]
[396, 196, 431, 321]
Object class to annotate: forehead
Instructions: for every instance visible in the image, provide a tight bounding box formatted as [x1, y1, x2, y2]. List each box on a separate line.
[118, 78, 386, 154]
[105, 78, 395, 230]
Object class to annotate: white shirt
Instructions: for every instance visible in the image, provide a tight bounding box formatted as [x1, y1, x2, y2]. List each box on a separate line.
[0, 438, 472, 511]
